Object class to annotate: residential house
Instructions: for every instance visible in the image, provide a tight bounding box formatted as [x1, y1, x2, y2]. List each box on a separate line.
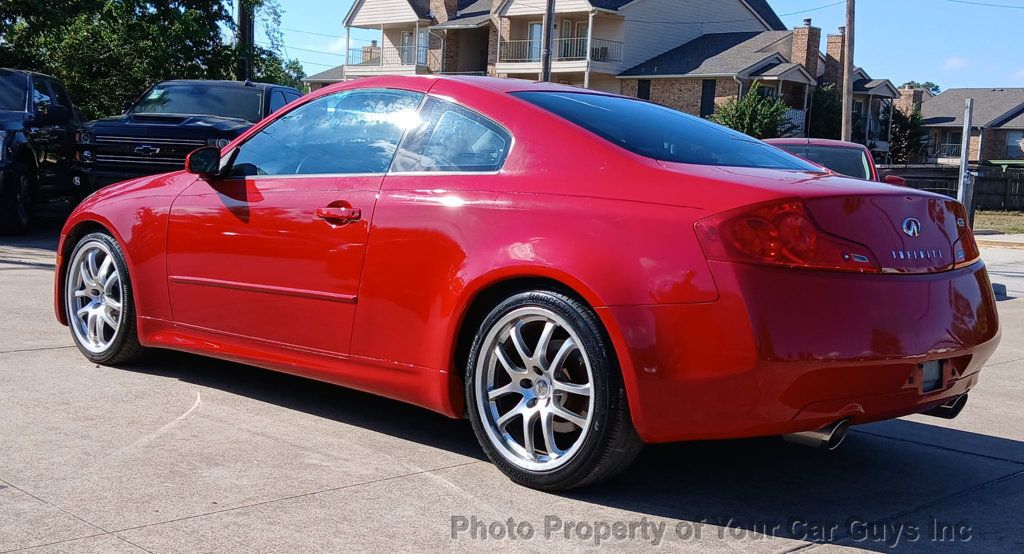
[617, 21, 898, 149]
[304, 0, 896, 148]
[309, 0, 794, 92]
[921, 88, 1024, 164]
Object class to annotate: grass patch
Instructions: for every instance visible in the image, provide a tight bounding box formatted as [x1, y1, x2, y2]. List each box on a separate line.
[974, 210, 1024, 234]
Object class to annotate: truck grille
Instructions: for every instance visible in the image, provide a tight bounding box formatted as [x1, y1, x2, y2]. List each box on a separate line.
[93, 135, 207, 166]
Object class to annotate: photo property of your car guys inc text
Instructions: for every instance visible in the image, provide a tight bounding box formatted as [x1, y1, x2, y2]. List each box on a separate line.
[2, 0, 1023, 552]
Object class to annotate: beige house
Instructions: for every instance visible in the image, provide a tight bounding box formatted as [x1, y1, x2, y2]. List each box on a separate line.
[307, 0, 791, 93]
[920, 88, 1024, 164]
[303, 0, 896, 148]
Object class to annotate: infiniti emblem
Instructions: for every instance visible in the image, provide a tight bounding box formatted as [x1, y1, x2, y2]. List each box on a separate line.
[902, 217, 922, 237]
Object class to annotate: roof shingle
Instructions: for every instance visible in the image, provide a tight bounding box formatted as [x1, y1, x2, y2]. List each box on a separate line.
[619, 31, 789, 77]
[922, 88, 1024, 128]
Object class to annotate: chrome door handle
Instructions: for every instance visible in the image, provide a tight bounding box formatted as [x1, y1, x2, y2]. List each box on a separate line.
[315, 206, 361, 225]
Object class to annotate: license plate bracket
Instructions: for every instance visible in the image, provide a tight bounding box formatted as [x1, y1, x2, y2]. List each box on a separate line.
[921, 360, 944, 393]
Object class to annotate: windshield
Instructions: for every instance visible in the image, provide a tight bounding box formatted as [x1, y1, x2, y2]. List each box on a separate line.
[773, 144, 873, 180]
[512, 91, 822, 172]
[0, 71, 28, 111]
[132, 84, 264, 122]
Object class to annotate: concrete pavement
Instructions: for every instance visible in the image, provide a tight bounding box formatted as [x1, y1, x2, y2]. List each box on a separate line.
[2, 224, 1023, 553]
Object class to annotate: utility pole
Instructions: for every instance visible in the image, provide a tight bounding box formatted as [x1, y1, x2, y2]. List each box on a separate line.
[957, 98, 976, 222]
[236, 1, 255, 81]
[539, 0, 555, 82]
[841, 0, 855, 142]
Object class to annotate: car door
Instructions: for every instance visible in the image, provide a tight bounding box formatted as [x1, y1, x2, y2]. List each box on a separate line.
[165, 87, 424, 355]
[27, 77, 64, 187]
[40, 79, 79, 189]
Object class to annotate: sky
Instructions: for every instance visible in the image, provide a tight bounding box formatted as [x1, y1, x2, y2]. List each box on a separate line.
[270, 0, 1024, 91]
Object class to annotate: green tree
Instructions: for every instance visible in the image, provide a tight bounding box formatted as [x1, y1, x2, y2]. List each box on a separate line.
[709, 82, 796, 139]
[889, 107, 927, 163]
[900, 81, 941, 94]
[808, 83, 841, 140]
[0, 0, 305, 119]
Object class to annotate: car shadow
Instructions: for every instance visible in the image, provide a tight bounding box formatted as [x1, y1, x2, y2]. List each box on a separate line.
[119, 351, 1023, 551]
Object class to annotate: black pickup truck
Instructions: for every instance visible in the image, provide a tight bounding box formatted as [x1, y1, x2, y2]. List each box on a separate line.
[1, 68, 84, 234]
[78, 80, 301, 188]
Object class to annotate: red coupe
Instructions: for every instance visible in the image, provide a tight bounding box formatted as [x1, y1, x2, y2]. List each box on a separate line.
[54, 77, 1000, 490]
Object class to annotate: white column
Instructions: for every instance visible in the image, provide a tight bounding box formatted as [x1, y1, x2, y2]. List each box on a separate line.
[584, 10, 594, 88]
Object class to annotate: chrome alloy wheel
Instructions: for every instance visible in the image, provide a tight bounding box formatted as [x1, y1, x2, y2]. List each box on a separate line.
[66, 240, 124, 354]
[475, 307, 595, 472]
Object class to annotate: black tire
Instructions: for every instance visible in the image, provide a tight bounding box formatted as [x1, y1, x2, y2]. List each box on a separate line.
[465, 290, 643, 491]
[64, 232, 146, 365]
[1, 165, 34, 235]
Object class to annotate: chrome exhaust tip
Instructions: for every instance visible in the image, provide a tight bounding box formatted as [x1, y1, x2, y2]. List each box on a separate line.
[922, 394, 968, 420]
[783, 419, 850, 450]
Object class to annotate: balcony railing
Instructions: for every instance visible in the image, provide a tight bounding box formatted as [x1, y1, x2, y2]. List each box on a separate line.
[348, 46, 426, 67]
[935, 143, 963, 158]
[499, 37, 623, 63]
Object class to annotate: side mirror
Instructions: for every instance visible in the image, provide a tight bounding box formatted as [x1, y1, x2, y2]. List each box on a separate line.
[185, 146, 222, 177]
[33, 104, 70, 126]
[883, 175, 907, 186]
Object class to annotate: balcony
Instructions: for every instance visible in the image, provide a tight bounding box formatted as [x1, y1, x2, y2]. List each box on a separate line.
[498, 37, 623, 64]
[348, 45, 427, 67]
[935, 143, 963, 158]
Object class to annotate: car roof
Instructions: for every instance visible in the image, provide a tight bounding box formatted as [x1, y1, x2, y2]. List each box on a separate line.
[764, 137, 869, 150]
[0, 67, 58, 80]
[155, 79, 297, 91]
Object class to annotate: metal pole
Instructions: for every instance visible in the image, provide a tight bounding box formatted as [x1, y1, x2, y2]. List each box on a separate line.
[583, 9, 594, 88]
[841, 0, 855, 141]
[957, 98, 975, 219]
[540, 0, 555, 82]
[236, 0, 255, 81]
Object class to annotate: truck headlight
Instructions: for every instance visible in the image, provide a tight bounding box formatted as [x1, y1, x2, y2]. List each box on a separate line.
[77, 130, 93, 144]
[206, 138, 230, 148]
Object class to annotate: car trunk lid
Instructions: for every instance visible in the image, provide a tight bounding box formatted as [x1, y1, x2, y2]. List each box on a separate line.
[803, 193, 969, 274]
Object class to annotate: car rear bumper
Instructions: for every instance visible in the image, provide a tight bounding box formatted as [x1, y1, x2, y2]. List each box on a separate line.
[600, 260, 1001, 443]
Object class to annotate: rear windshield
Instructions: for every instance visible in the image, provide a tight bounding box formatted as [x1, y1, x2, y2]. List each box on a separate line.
[513, 91, 821, 171]
[131, 84, 264, 122]
[773, 144, 872, 180]
[0, 71, 28, 112]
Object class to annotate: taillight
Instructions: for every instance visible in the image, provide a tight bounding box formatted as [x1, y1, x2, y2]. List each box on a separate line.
[952, 204, 981, 268]
[695, 198, 881, 273]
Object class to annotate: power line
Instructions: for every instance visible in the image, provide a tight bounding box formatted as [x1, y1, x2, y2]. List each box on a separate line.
[256, 40, 345, 57]
[942, 0, 1024, 8]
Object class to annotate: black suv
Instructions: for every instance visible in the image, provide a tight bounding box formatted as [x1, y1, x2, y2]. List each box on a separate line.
[1, 68, 83, 234]
[79, 80, 301, 188]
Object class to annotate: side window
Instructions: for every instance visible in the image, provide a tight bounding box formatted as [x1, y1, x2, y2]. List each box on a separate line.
[284, 91, 302, 103]
[229, 88, 423, 177]
[268, 90, 289, 113]
[31, 79, 52, 113]
[392, 97, 511, 173]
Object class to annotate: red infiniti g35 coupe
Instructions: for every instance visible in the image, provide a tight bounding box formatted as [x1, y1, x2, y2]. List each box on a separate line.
[54, 76, 1000, 490]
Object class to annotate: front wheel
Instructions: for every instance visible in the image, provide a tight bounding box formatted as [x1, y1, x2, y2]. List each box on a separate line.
[1, 168, 33, 235]
[64, 232, 145, 364]
[466, 290, 643, 490]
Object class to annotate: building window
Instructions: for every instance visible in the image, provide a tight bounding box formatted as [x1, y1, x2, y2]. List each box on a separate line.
[700, 79, 717, 118]
[637, 80, 651, 100]
[1006, 130, 1024, 159]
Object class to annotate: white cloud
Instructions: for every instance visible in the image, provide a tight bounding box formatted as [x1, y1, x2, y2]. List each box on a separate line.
[1015, 68, 1024, 79]
[943, 56, 970, 71]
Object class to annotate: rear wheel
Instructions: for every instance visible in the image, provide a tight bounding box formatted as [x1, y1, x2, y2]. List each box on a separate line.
[64, 232, 145, 364]
[466, 290, 642, 490]
[1, 167, 33, 235]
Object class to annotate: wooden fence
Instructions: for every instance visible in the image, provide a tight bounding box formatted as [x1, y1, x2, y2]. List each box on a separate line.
[877, 164, 1024, 211]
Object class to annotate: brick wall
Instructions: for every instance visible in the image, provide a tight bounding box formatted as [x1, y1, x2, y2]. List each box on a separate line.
[620, 78, 740, 116]
[486, 16, 510, 76]
[791, 23, 821, 77]
[824, 30, 844, 88]
[895, 88, 928, 116]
